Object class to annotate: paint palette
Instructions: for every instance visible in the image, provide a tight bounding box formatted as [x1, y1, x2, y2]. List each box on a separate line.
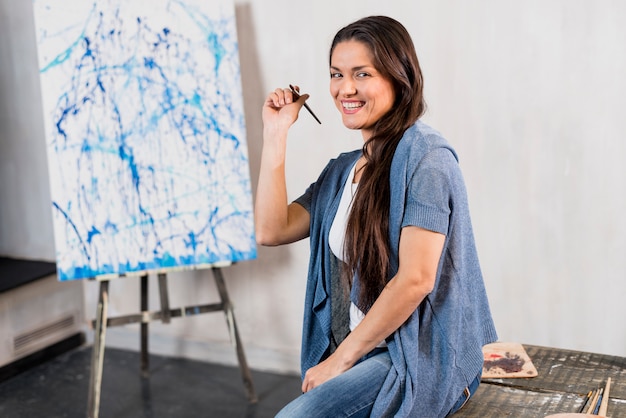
[482, 342, 539, 378]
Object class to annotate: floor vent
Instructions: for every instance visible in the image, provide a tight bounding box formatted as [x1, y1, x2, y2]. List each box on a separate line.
[13, 315, 76, 355]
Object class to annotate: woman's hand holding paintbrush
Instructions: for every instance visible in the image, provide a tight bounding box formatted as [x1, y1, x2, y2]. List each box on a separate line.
[262, 85, 321, 129]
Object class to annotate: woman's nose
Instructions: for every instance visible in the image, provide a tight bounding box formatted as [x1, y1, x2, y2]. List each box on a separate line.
[340, 80, 356, 96]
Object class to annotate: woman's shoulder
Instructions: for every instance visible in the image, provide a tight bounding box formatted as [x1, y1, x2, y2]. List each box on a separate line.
[402, 121, 456, 153]
[397, 121, 459, 164]
[335, 149, 362, 163]
[305, 149, 360, 197]
[321, 149, 361, 176]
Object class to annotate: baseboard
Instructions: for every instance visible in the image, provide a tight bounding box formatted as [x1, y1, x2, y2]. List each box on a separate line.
[100, 327, 300, 376]
[0, 332, 85, 383]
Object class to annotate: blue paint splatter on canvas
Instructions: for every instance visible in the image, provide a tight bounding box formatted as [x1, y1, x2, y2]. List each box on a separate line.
[33, 0, 256, 280]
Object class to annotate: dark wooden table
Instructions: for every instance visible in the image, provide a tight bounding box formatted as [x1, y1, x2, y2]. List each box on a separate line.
[457, 345, 626, 417]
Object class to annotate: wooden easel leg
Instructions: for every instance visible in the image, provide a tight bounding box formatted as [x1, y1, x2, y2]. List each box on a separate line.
[211, 267, 258, 403]
[157, 272, 171, 324]
[140, 274, 149, 376]
[87, 280, 109, 418]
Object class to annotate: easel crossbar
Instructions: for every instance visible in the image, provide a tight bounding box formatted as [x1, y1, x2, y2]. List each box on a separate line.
[90, 303, 225, 327]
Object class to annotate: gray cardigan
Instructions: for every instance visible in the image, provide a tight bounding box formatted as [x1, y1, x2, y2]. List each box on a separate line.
[295, 121, 497, 417]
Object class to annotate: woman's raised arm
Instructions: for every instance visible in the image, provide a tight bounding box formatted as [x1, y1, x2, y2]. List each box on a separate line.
[255, 87, 311, 246]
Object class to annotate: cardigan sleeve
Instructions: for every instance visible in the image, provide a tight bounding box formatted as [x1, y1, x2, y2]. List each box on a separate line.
[401, 147, 460, 235]
[293, 164, 328, 214]
[294, 187, 313, 213]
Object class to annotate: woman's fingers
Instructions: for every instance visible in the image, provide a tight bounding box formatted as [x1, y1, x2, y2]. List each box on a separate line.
[270, 87, 296, 106]
[262, 86, 310, 128]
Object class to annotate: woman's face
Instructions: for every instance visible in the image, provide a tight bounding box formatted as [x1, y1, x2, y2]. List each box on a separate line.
[330, 40, 395, 140]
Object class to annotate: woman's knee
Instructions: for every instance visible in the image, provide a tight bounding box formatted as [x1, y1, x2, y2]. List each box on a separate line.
[276, 351, 391, 417]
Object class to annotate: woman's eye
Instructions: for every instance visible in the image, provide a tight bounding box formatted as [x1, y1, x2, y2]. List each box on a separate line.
[330, 72, 342, 79]
[356, 72, 369, 78]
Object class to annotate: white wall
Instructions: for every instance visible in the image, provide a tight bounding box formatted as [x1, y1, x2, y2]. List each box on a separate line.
[0, 0, 55, 259]
[1, 0, 625, 375]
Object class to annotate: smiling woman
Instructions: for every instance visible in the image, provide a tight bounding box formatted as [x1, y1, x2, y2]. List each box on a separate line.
[255, 15, 497, 418]
[329, 40, 396, 136]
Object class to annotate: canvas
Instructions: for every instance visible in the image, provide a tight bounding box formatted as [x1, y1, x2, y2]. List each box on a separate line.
[32, 0, 256, 280]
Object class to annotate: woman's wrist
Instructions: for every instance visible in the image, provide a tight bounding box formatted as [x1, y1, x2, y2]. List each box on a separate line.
[334, 339, 369, 370]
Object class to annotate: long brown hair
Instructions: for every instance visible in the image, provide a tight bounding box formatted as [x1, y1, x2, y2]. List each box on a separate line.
[330, 16, 426, 311]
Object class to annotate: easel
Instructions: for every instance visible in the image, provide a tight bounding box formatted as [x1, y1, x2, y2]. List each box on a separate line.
[86, 266, 257, 418]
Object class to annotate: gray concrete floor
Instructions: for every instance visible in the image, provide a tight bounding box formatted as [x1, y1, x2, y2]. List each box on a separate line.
[0, 344, 301, 417]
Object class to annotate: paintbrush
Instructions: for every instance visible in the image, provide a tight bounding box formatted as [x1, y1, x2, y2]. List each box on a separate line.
[289, 84, 322, 124]
[593, 388, 604, 414]
[598, 377, 611, 416]
[578, 389, 593, 413]
[585, 388, 601, 414]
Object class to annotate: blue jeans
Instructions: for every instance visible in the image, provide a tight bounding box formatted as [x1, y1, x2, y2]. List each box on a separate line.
[275, 349, 392, 418]
[276, 349, 481, 418]
[447, 371, 481, 416]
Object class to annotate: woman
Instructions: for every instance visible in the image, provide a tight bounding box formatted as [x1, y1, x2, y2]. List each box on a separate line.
[255, 16, 497, 417]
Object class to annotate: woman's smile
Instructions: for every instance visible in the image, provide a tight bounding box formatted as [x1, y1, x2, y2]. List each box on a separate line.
[341, 100, 365, 112]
